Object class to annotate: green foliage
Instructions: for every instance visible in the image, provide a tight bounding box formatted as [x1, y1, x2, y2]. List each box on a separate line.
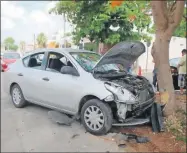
[84, 42, 98, 52]
[3, 37, 18, 51]
[50, 1, 152, 45]
[64, 32, 72, 37]
[173, 16, 186, 38]
[37, 33, 47, 48]
[148, 7, 186, 38]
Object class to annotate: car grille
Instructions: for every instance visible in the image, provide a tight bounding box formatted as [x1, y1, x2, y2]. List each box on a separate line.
[132, 89, 154, 111]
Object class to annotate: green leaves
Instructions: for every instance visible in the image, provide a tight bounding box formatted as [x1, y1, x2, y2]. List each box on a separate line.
[3, 37, 18, 51]
[37, 33, 47, 48]
[51, 0, 152, 45]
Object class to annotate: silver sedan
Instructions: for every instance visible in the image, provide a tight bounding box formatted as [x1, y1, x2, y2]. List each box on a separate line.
[3, 41, 155, 135]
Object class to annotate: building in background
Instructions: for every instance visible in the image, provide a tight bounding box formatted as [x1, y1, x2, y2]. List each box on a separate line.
[47, 30, 74, 48]
[25, 44, 35, 52]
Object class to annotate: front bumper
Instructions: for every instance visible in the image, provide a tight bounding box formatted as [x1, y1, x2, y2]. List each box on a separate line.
[112, 118, 150, 126]
[132, 96, 155, 115]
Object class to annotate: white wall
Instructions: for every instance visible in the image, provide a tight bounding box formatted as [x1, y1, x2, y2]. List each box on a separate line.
[138, 35, 186, 72]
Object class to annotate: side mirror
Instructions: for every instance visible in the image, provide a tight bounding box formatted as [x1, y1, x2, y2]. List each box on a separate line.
[60, 66, 80, 76]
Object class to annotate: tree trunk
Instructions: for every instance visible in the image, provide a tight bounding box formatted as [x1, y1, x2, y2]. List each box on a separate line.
[152, 34, 176, 116]
[151, 1, 185, 116]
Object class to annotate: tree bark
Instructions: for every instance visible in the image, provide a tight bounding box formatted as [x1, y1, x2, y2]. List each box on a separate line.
[151, 1, 185, 116]
[152, 34, 175, 116]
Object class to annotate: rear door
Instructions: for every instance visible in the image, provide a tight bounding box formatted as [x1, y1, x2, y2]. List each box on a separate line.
[19, 51, 49, 104]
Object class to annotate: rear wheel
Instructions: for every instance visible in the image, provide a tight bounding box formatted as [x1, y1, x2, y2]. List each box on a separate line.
[11, 84, 27, 108]
[81, 99, 113, 135]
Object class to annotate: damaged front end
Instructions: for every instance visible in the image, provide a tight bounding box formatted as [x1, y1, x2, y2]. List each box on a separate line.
[92, 41, 157, 126]
[99, 73, 155, 125]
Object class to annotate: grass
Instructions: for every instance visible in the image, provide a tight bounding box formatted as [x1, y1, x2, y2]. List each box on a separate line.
[176, 136, 187, 143]
[165, 109, 186, 143]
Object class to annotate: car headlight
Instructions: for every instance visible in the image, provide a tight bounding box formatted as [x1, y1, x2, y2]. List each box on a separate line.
[104, 82, 136, 103]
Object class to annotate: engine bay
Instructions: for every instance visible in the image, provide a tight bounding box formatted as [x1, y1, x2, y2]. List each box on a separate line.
[94, 72, 154, 96]
[94, 72, 155, 122]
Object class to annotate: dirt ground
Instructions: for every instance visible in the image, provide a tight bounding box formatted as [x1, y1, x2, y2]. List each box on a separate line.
[120, 93, 187, 152]
[117, 125, 186, 152]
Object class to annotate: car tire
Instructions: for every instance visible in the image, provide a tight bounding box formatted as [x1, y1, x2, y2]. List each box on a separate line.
[81, 99, 113, 135]
[11, 84, 27, 108]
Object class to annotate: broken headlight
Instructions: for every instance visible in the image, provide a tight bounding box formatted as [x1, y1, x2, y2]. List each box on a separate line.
[104, 82, 136, 104]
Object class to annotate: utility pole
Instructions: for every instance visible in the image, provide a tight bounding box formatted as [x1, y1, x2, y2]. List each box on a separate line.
[63, 13, 66, 48]
[34, 34, 36, 50]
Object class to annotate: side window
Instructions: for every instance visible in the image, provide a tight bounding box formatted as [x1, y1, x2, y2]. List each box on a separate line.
[27, 52, 45, 69]
[22, 56, 30, 67]
[46, 52, 75, 73]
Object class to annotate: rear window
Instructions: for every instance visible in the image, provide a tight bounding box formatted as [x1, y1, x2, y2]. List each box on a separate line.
[3, 52, 20, 59]
[169, 58, 180, 67]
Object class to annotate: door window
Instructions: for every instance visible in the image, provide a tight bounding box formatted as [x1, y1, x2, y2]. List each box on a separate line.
[46, 52, 75, 73]
[27, 52, 45, 69]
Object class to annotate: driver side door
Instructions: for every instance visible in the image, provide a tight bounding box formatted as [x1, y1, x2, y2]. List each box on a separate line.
[38, 52, 83, 114]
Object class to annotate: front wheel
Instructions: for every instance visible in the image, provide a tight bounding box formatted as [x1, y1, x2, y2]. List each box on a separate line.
[81, 99, 113, 135]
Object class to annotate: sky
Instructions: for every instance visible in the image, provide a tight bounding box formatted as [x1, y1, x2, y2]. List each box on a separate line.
[1, 1, 73, 45]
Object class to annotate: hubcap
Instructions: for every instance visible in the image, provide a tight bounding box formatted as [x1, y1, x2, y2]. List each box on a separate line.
[84, 106, 104, 131]
[12, 87, 21, 105]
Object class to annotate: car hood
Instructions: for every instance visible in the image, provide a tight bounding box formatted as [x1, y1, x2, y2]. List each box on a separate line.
[93, 41, 145, 70]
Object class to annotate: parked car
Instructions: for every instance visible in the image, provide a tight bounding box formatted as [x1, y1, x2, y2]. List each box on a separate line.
[1, 52, 21, 72]
[3, 41, 155, 135]
[169, 57, 180, 90]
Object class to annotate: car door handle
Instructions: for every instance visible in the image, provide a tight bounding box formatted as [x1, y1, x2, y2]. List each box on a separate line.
[18, 73, 23, 76]
[42, 77, 49, 81]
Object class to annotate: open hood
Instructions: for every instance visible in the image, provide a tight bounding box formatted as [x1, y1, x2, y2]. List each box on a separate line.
[93, 41, 145, 70]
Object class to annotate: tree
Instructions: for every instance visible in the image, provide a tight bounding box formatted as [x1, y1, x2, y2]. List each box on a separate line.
[3, 37, 18, 51]
[151, 1, 185, 116]
[173, 14, 186, 37]
[64, 32, 72, 37]
[37, 33, 47, 48]
[20, 41, 26, 52]
[50, 1, 152, 46]
[148, 8, 186, 38]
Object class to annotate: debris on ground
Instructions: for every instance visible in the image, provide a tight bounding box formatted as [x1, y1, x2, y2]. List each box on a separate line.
[113, 133, 150, 148]
[150, 103, 165, 132]
[71, 134, 80, 139]
[91, 132, 150, 149]
[117, 125, 186, 152]
[48, 111, 76, 126]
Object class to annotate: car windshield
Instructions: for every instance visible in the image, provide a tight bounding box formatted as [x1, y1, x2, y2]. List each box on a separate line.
[3, 52, 20, 59]
[169, 58, 180, 67]
[70, 52, 123, 73]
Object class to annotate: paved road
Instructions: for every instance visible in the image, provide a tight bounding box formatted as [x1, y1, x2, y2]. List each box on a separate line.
[1, 73, 122, 152]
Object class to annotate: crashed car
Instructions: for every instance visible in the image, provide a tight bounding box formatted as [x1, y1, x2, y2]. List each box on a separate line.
[3, 41, 155, 135]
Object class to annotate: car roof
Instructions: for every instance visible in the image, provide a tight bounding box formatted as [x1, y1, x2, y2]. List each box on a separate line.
[23, 48, 98, 57]
[3, 51, 20, 54]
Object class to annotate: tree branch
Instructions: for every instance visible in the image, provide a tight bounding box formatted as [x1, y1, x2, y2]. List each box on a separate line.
[151, 1, 168, 31]
[183, 15, 187, 20]
[166, 1, 185, 36]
